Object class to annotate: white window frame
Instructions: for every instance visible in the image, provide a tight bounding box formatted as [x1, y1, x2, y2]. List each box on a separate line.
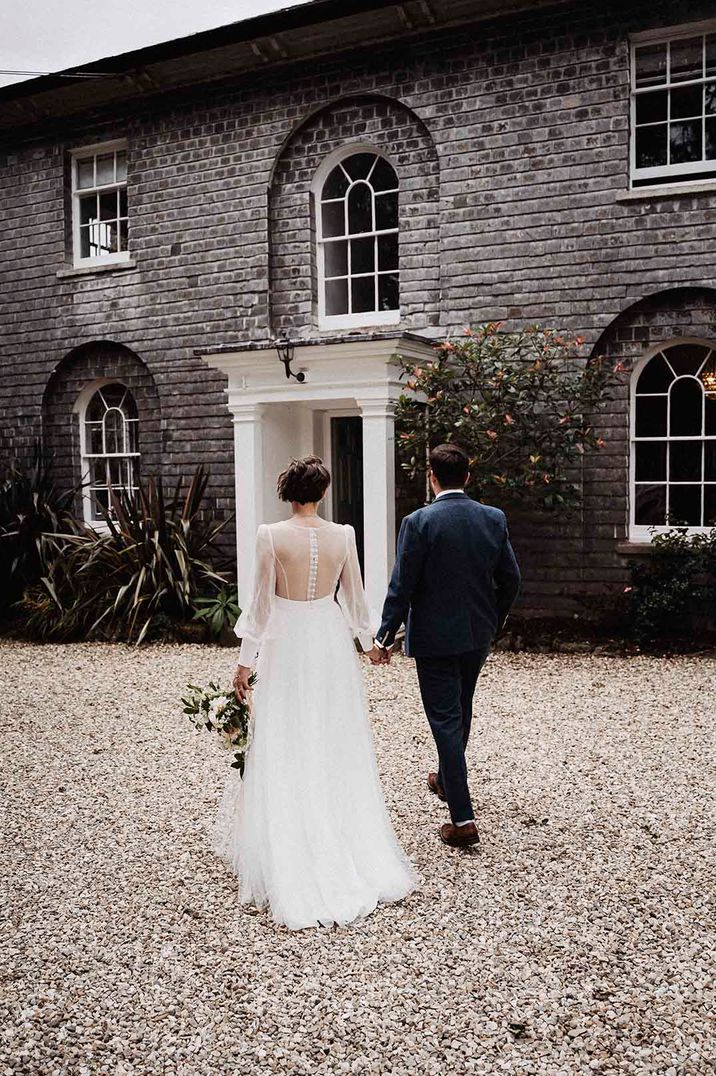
[630, 19, 716, 189]
[629, 337, 716, 540]
[74, 378, 140, 530]
[70, 139, 129, 267]
[312, 144, 400, 331]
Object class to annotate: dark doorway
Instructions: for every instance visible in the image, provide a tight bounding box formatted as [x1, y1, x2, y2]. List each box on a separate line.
[330, 416, 364, 571]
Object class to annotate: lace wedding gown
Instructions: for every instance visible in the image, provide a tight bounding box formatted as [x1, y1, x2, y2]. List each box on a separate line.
[212, 518, 418, 930]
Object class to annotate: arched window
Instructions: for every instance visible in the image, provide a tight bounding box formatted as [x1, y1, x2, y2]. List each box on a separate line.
[316, 149, 399, 329]
[631, 341, 716, 536]
[80, 382, 140, 523]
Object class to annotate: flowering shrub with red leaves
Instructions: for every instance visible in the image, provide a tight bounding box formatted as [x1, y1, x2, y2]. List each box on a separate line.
[396, 322, 617, 511]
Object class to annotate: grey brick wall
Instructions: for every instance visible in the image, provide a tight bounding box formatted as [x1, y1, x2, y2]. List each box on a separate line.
[2, 0, 716, 611]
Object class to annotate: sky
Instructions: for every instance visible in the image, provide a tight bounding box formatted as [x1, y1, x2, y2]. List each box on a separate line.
[0, 0, 309, 88]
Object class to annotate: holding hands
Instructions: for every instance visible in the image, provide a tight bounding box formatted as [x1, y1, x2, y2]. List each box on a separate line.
[368, 643, 391, 666]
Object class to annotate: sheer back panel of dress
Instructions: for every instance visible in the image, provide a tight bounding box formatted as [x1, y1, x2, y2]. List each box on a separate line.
[271, 520, 349, 601]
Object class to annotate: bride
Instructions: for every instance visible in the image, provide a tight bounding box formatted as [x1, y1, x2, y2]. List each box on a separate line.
[212, 455, 418, 930]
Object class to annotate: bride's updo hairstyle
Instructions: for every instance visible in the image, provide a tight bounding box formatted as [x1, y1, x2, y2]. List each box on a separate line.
[277, 455, 331, 504]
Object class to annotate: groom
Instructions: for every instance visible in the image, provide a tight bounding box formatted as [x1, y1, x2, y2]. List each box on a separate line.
[373, 443, 521, 848]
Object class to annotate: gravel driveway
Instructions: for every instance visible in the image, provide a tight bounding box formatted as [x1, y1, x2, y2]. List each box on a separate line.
[1, 642, 714, 1075]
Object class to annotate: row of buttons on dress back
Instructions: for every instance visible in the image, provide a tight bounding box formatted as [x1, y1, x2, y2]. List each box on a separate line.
[307, 528, 319, 602]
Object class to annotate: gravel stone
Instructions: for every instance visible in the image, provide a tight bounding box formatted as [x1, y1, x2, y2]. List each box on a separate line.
[1, 642, 715, 1075]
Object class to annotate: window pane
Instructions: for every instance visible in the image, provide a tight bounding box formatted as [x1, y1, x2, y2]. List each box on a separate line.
[115, 151, 127, 182]
[705, 484, 716, 525]
[636, 395, 667, 437]
[669, 378, 703, 436]
[91, 488, 109, 521]
[635, 43, 667, 87]
[342, 153, 375, 180]
[670, 37, 703, 82]
[665, 344, 709, 376]
[324, 240, 347, 278]
[636, 90, 668, 124]
[635, 484, 666, 525]
[119, 219, 128, 253]
[637, 353, 674, 393]
[86, 422, 103, 454]
[96, 152, 115, 185]
[370, 156, 398, 192]
[325, 278, 348, 315]
[89, 458, 106, 486]
[670, 120, 702, 164]
[321, 201, 344, 238]
[705, 442, 716, 480]
[707, 84, 716, 115]
[670, 84, 703, 119]
[79, 193, 97, 226]
[80, 226, 92, 259]
[635, 441, 667, 481]
[347, 183, 372, 234]
[119, 187, 128, 217]
[378, 272, 399, 312]
[375, 191, 398, 231]
[351, 236, 374, 274]
[706, 118, 716, 159]
[76, 157, 94, 189]
[109, 457, 123, 486]
[670, 440, 702, 481]
[669, 484, 701, 525]
[102, 384, 126, 407]
[378, 232, 398, 271]
[707, 34, 716, 77]
[351, 275, 376, 313]
[99, 191, 118, 222]
[705, 395, 716, 435]
[104, 409, 123, 454]
[636, 124, 667, 167]
[322, 165, 349, 199]
[126, 419, 139, 453]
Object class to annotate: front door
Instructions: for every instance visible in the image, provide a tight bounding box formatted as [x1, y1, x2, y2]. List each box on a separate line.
[330, 416, 364, 571]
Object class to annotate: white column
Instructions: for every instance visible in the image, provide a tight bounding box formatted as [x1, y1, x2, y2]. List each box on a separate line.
[230, 401, 265, 609]
[358, 398, 397, 615]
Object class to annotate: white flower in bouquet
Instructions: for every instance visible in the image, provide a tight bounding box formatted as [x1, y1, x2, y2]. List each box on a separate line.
[181, 677, 256, 775]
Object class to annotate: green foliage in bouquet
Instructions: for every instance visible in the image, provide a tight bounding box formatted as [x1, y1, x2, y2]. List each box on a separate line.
[0, 444, 79, 612]
[17, 467, 231, 643]
[192, 585, 241, 641]
[396, 322, 617, 512]
[182, 677, 256, 774]
[625, 527, 716, 644]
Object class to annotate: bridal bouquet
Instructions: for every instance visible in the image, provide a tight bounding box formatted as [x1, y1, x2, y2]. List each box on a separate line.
[181, 676, 256, 775]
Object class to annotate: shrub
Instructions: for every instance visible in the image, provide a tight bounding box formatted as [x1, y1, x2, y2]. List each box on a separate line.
[625, 528, 716, 644]
[17, 468, 232, 643]
[0, 445, 79, 613]
[192, 585, 241, 644]
[396, 322, 617, 512]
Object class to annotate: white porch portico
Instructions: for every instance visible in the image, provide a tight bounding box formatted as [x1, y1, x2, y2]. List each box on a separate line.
[200, 333, 435, 614]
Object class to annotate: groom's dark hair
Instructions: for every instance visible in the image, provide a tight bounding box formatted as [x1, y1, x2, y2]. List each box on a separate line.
[277, 455, 331, 503]
[429, 443, 469, 488]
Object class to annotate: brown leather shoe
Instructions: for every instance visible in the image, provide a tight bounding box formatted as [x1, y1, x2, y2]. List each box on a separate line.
[440, 821, 480, 847]
[427, 772, 446, 801]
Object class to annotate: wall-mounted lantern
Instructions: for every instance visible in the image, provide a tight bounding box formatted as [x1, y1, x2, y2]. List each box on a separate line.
[274, 332, 306, 383]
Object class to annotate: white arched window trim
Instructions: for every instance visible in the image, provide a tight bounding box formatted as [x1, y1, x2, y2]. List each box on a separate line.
[629, 336, 716, 540]
[73, 377, 140, 530]
[312, 143, 400, 332]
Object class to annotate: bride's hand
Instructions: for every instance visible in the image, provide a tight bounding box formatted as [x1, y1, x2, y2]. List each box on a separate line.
[233, 665, 253, 701]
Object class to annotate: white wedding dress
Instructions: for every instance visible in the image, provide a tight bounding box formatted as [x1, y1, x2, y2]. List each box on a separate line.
[212, 518, 418, 930]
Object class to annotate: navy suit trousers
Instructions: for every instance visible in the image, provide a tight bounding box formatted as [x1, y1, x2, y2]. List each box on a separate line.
[415, 649, 488, 824]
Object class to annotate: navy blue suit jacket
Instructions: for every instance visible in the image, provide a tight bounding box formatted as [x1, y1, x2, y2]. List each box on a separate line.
[377, 492, 521, 658]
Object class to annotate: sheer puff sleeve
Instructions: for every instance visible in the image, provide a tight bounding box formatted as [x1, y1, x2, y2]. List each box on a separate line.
[336, 524, 379, 653]
[234, 524, 276, 667]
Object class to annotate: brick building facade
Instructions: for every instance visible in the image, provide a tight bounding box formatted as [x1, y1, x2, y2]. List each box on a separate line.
[2, 0, 716, 615]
